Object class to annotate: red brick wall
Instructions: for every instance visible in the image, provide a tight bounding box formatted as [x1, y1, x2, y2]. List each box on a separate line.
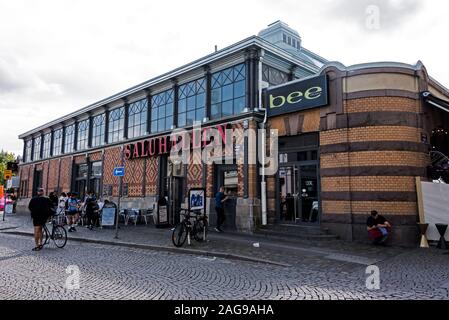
[47, 159, 60, 192]
[103, 147, 122, 197]
[124, 156, 145, 197]
[59, 157, 72, 193]
[145, 157, 158, 196]
[89, 151, 102, 162]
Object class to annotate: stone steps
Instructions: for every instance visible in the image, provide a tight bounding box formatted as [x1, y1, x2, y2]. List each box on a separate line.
[255, 224, 339, 241]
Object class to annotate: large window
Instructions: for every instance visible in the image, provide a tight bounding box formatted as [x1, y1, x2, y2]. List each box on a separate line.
[77, 119, 89, 151]
[42, 133, 51, 159]
[128, 99, 148, 139]
[92, 114, 106, 147]
[25, 140, 32, 162]
[178, 78, 206, 127]
[211, 63, 246, 119]
[33, 136, 41, 161]
[64, 124, 75, 154]
[53, 129, 63, 156]
[108, 107, 125, 143]
[262, 64, 289, 86]
[151, 90, 174, 133]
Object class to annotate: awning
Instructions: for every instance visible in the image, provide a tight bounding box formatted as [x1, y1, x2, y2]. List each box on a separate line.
[422, 91, 449, 113]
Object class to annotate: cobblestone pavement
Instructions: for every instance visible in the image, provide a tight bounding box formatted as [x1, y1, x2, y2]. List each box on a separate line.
[0, 215, 413, 268]
[0, 231, 448, 300]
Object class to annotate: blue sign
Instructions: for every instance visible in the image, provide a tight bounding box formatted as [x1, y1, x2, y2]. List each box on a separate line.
[113, 167, 125, 177]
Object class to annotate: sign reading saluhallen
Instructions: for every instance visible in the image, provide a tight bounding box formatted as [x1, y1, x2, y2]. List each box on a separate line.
[265, 75, 328, 117]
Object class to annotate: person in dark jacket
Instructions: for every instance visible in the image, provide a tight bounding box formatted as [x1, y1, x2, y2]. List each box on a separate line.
[28, 188, 52, 251]
[85, 191, 99, 230]
[214, 186, 229, 233]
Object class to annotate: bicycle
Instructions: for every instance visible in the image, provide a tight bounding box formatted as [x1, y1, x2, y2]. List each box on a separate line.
[172, 209, 208, 247]
[42, 215, 68, 248]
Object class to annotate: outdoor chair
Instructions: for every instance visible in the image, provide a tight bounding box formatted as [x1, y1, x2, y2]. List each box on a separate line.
[140, 204, 155, 225]
[125, 209, 139, 226]
[119, 209, 127, 224]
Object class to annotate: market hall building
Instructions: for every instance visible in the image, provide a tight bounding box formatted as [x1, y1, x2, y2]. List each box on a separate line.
[16, 21, 449, 246]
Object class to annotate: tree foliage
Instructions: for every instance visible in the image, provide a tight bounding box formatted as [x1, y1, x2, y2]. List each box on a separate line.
[0, 150, 16, 185]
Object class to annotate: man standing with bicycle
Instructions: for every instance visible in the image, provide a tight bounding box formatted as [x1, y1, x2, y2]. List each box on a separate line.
[28, 188, 52, 251]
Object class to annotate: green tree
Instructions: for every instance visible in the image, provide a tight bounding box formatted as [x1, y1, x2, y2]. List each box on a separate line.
[0, 150, 16, 186]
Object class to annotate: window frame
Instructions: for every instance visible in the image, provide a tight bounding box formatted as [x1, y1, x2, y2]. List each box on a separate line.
[92, 113, 106, 147]
[108, 107, 125, 143]
[64, 124, 75, 154]
[33, 136, 41, 161]
[77, 119, 90, 151]
[210, 63, 246, 120]
[42, 133, 52, 159]
[151, 89, 174, 133]
[52, 129, 63, 156]
[177, 77, 206, 127]
[127, 99, 148, 139]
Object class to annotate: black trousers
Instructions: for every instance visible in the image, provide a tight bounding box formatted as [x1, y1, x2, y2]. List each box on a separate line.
[86, 212, 97, 227]
[215, 207, 225, 229]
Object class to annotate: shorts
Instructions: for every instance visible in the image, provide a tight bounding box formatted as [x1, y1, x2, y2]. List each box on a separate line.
[66, 211, 78, 216]
[33, 218, 47, 227]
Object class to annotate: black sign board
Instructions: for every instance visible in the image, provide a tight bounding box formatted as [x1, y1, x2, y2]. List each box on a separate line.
[265, 75, 328, 117]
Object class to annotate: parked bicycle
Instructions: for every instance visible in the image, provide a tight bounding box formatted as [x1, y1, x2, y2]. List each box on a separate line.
[172, 208, 208, 247]
[42, 215, 68, 248]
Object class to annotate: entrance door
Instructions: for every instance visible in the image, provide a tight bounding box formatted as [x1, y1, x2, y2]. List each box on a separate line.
[279, 163, 319, 224]
[32, 170, 43, 196]
[214, 165, 237, 230]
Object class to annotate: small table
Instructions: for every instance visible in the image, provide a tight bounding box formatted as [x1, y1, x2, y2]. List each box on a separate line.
[435, 224, 448, 250]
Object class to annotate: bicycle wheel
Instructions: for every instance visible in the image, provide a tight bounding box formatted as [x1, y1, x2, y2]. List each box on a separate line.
[42, 225, 50, 246]
[172, 223, 187, 247]
[52, 225, 67, 248]
[193, 219, 208, 242]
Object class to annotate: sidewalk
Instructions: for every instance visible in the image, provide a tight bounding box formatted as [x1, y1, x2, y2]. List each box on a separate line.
[0, 213, 423, 269]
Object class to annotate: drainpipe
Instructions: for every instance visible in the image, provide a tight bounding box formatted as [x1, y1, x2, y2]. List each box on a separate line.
[259, 49, 267, 226]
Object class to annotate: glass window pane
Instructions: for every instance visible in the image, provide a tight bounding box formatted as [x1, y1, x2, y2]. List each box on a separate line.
[151, 120, 157, 133]
[178, 113, 186, 127]
[235, 97, 245, 113]
[196, 93, 205, 107]
[159, 106, 165, 118]
[151, 108, 158, 119]
[166, 103, 173, 116]
[222, 84, 233, 101]
[222, 100, 233, 117]
[187, 111, 195, 125]
[196, 108, 205, 122]
[158, 119, 165, 131]
[234, 81, 245, 98]
[178, 99, 186, 113]
[187, 96, 196, 111]
[211, 104, 220, 119]
[165, 116, 173, 130]
[211, 88, 221, 104]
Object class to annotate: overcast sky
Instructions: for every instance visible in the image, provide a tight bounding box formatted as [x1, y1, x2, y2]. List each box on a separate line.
[1, 0, 448, 156]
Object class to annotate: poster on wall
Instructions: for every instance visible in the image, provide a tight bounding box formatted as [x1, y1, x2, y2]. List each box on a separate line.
[189, 188, 205, 213]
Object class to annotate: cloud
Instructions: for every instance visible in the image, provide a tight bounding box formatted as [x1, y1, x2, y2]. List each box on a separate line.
[324, 0, 423, 32]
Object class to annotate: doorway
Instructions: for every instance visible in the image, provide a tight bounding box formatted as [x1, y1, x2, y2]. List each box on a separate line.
[32, 170, 43, 197]
[214, 164, 237, 230]
[278, 163, 319, 224]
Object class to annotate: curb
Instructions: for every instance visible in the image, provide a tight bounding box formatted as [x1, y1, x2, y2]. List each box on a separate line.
[2, 230, 292, 268]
